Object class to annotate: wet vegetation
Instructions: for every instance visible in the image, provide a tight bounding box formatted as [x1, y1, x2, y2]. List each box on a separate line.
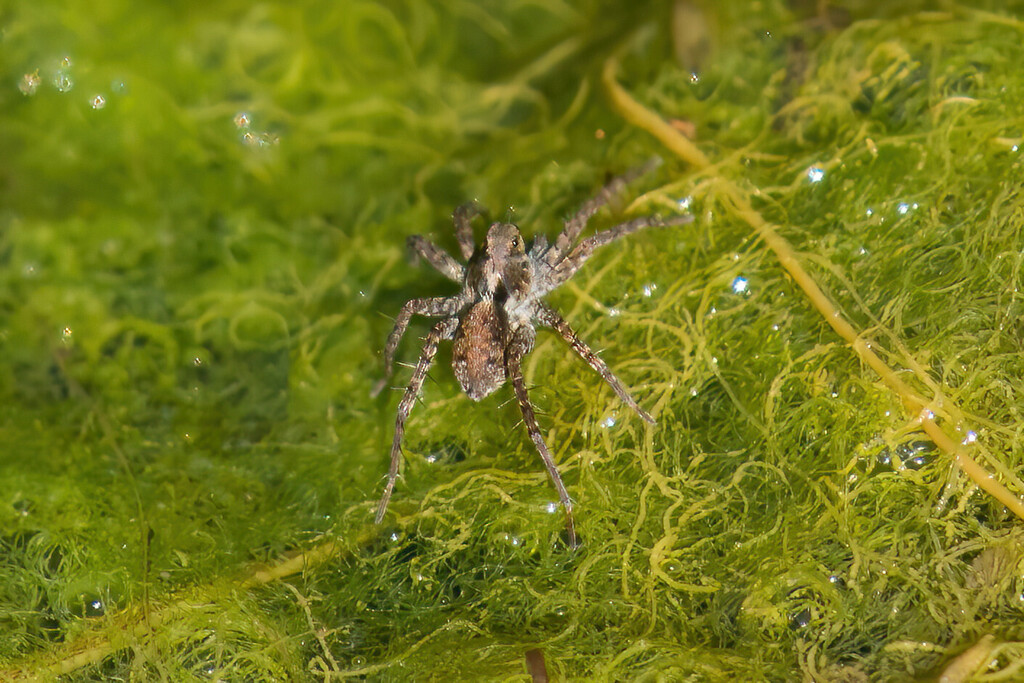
[3, 1, 1024, 679]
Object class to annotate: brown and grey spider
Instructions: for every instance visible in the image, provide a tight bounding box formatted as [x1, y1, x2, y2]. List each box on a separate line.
[371, 163, 692, 547]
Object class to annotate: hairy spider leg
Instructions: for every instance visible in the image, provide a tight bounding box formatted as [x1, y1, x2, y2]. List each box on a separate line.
[453, 202, 485, 260]
[545, 159, 662, 267]
[506, 329, 580, 548]
[407, 235, 464, 282]
[537, 304, 656, 425]
[546, 214, 694, 293]
[371, 296, 466, 398]
[375, 316, 460, 523]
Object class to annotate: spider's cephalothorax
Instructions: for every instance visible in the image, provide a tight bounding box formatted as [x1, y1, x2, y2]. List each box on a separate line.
[371, 165, 693, 547]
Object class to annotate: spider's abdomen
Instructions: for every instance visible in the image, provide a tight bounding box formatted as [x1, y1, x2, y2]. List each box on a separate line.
[452, 301, 506, 401]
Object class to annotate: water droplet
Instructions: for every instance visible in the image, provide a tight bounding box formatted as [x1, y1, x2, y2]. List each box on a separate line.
[233, 112, 251, 129]
[806, 167, 825, 183]
[61, 326, 73, 341]
[193, 357, 203, 366]
[53, 71, 73, 93]
[84, 598, 105, 617]
[731, 276, 749, 294]
[790, 609, 811, 629]
[19, 70, 41, 96]
[607, 307, 620, 317]
[60, 55, 73, 69]
[689, 387, 698, 397]
[865, 208, 873, 217]
[90, 94, 105, 110]
[642, 283, 656, 297]
[545, 502, 558, 514]
[602, 416, 616, 428]
[676, 196, 693, 210]
[689, 72, 700, 84]
[111, 78, 128, 94]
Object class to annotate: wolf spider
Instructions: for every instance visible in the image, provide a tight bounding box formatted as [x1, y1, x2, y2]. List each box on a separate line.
[372, 163, 692, 547]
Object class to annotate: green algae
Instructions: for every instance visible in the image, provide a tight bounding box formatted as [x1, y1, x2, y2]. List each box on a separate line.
[3, 1, 1024, 680]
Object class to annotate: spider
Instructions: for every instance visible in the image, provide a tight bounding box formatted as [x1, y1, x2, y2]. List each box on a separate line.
[371, 163, 693, 547]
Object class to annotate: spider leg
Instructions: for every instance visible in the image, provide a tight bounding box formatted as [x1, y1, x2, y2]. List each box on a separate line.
[537, 304, 655, 425]
[543, 214, 693, 293]
[453, 202, 485, 260]
[506, 328, 579, 548]
[375, 316, 459, 524]
[545, 159, 661, 267]
[407, 235, 464, 282]
[372, 296, 465, 397]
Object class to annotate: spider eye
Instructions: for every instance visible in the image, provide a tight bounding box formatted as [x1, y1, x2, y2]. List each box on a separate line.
[511, 237, 519, 248]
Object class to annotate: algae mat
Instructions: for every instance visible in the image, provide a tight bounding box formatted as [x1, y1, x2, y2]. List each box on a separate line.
[2, 1, 1024, 680]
